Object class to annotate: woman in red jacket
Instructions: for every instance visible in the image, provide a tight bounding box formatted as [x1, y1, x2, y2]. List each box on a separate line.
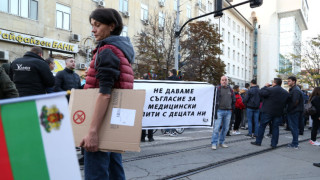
[233, 85, 245, 134]
[80, 8, 135, 180]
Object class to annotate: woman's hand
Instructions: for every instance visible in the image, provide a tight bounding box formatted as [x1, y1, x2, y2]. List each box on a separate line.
[80, 130, 99, 152]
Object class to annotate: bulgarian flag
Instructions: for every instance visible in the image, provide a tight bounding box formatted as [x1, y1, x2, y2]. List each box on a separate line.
[0, 93, 81, 180]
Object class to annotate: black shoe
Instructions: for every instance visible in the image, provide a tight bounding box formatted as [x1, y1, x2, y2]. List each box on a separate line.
[270, 145, 277, 149]
[245, 134, 252, 137]
[141, 139, 146, 142]
[78, 156, 84, 166]
[252, 135, 257, 138]
[313, 163, 320, 167]
[148, 138, 154, 142]
[251, 141, 261, 146]
[299, 133, 303, 135]
[226, 132, 231, 136]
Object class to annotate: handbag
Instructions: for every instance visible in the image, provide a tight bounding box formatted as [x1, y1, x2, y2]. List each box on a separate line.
[304, 102, 316, 116]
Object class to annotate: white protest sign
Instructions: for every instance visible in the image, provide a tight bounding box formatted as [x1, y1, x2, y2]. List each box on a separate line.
[134, 80, 215, 129]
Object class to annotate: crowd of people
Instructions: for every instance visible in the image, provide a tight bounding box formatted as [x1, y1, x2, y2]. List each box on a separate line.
[211, 75, 320, 168]
[1, 7, 320, 180]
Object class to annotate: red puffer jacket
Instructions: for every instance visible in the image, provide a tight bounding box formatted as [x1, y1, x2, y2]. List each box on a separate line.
[235, 93, 245, 109]
[84, 44, 134, 91]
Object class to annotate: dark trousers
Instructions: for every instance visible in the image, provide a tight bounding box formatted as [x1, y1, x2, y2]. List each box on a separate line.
[299, 112, 305, 134]
[233, 108, 242, 131]
[84, 151, 125, 180]
[311, 115, 320, 141]
[141, 129, 153, 140]
[288, 112, 300, 146]
[256, 112, 282, 147]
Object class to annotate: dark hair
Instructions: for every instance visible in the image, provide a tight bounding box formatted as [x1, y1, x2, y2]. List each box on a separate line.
[170, 69, 177, 76]
[250, 79, 256, 85]
[274, 78, 282, 86]
[89, 8, 123, 35]
[288, 76, 297, 83]
[233, 85, 239, 90]
[45, 57, 54, 65]
[309, 87, 320, 102]
[30, 46, 43, 55]
[245, 83, 250, 88]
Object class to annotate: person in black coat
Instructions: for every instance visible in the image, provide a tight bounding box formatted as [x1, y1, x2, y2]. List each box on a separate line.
[310, 87, 320, 167]
[53, 58, 81, 99]
[251, 78, 289, 148]
[287, 76, 304, 148]
[10, 47, 55, 97]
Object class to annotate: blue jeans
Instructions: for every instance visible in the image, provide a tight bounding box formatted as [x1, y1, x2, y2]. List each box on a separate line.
[247, 108, 260, 136]
[287, 111, 300, 146]
[256, 112, 282, 147]
[211, 109, 232, 145]
[84, 151, 125, 180]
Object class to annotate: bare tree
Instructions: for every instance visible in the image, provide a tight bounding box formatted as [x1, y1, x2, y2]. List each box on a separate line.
[134, 12, 176, 80]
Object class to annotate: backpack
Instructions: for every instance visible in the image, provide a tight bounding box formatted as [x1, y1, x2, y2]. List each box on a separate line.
[304, 97, 316, 116]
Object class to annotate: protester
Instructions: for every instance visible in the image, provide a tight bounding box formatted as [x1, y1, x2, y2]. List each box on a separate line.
[80, 8, 135, 180]
[232, 85, 245, 134]
[211, 76, 236, 150]
[308, 87, 320, 146]
[240, 87, 248, 129]
[45, 57, 55, 93]
[243, 79, 260, 138]
[165, 69, 180, 137]
[251, 78, 289, 149]
[287, 76, 304, 149]
[0, 66, 19, 99]
[54, 58, 81, 100]
[10, 46, 55, 97]
[141, 73, 155, 142]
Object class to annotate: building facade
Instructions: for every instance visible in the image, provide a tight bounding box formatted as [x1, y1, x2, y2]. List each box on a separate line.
[232, 0, 308, 86]
[0, 0, 254, 85]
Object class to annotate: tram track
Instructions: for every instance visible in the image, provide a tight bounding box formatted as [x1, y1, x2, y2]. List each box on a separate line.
[123, 131, 292, 163]
[160, 136, 311, 180]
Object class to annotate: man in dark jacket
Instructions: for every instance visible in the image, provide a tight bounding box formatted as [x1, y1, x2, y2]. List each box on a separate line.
[10, 47, 55, 97]
[211, 76, 236, 150]
[287, 76, 304, 149]
[0, 67, 19, 99]
[53, 58, 81, 97]
[251, 78, 289, 148]
[243, 79, 260, 137]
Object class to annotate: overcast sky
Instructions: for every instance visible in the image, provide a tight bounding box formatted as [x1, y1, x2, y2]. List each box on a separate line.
[302, 0, 320, 40]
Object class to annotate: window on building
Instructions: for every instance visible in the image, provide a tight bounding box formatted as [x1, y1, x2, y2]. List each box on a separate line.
[242, 55, 244, 64]
[119, 0, 129, 12]
[233, 35, 235, 46]
[233, 65, 235, 75]
[121, 26, 128, 37]
[237, 25, 240, 33]
[221, 28, 225, 40]
[233, 50, 235, 60]
[227, 63, 230, 74]
[208, 1, 213, 12]
[233, 21, 235, 30]
[0, 0, 38, 20]
[242, 41, 244, 51]
[237, 38, 240, 48]
[222, 14, 225, 22]
[159, 12, 165, 27]
[237, 52, 240, 62]
[228, 47, 230, 58]
[174, 0, 177, 11]
[242, 28, 244, 37]
[228, 17, 230, 26]
[222, 44, 225, 55]
[186, 4, 191, 18]
[56, 3, 70, 30]
[228, 32, 230, 43]
[242, 68, 244, 78]
[141, 4, 148, 20]
[237, 67, 239, 76]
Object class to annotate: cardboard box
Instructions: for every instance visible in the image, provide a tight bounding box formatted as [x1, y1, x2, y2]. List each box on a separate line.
[69, 88, 146, 152]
